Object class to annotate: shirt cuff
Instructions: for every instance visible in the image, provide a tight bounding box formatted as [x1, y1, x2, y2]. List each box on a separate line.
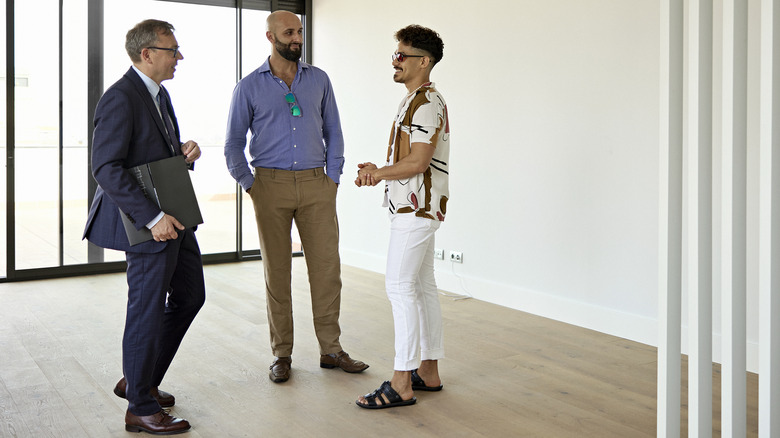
[146, 211, 164, 229]
[326, 169, 341, 185]
[240, 174, 255, 192]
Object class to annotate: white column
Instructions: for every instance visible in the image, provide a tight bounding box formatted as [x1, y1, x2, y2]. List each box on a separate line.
[659, 1, 685, 436]
[683, 0, 714, 436]
[714, 0, 748, 436]
[758, 1, 780, 436]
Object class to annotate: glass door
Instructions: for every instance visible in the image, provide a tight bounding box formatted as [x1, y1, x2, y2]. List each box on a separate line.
[103, 0, 241, 258]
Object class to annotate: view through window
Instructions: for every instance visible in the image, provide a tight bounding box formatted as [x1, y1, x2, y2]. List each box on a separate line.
[3, 1, 305, 276]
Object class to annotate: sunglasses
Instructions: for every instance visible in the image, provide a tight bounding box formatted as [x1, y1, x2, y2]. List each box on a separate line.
[392, 52, 425, 63]
[285, 92, 301, 117]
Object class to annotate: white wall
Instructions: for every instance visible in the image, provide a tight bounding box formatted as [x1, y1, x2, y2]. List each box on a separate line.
[310, 0, 714, 356]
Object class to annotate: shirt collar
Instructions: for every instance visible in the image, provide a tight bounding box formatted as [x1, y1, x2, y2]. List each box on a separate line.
[132, 65, 161, 99]
[257, 57, 310, 75]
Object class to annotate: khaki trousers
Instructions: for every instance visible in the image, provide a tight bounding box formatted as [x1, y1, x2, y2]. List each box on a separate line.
[249, 167, 342, 357]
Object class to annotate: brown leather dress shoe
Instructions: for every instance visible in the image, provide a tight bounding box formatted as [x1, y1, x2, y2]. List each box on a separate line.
[269, 357, 292, 383]
[114, 377, 175, 408]
[125, 409, 190, 435]
[320, 350, 369, 373]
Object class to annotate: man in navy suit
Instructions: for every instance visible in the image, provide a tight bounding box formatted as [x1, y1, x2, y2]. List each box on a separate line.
[83, 19, 204, 435]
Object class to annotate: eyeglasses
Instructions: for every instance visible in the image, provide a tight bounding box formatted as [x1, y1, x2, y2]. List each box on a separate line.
[146, 46, 180, 58]
[285, 92, 302, 117]
[392, 52, 425, 63]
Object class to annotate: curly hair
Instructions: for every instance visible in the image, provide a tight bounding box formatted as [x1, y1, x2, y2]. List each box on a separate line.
[126, 19, 175, 63]
[395, 25, 444, 66]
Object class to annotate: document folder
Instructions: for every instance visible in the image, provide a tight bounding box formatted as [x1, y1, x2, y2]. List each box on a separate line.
[120, 155, 203, 246]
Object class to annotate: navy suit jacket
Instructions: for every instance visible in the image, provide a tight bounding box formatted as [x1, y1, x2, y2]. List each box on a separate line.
[83, 67, 184, 254]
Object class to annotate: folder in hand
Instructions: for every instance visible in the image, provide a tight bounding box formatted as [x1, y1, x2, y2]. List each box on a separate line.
[120, 155, 203, 246]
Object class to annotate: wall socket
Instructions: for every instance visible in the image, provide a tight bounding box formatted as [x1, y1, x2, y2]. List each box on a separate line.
[449, 251, 463, 263]
[434, 248, 444, 260]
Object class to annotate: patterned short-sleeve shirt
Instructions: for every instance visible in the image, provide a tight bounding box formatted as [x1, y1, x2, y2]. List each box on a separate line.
[384, 82, 450, 221]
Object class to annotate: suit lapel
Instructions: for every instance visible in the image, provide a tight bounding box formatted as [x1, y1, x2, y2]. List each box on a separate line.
[124, 67, 176, 156]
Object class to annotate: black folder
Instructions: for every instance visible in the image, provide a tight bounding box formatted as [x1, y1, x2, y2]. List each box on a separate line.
[120, 155, 203, 246]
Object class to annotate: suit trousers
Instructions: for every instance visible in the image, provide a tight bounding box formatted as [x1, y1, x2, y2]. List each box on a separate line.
[249, 167, 342, 357]
[123, 228, 205, 416]
[385, 213, 444, 371]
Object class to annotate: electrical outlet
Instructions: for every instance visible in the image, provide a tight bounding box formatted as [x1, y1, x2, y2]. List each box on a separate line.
[434, 248, 444, 260]
[449, 251, 463, 263]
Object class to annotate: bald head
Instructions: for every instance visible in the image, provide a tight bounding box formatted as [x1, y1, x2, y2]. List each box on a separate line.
[266, 10, 301, 34]
[266, 10, 303, 63]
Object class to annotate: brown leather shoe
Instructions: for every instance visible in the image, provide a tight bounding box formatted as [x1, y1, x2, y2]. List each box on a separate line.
[113, 377, 175, 408]
[125, 409, 190, 435]
[269, 357, 292, 383]
[320, 350, 369, 373]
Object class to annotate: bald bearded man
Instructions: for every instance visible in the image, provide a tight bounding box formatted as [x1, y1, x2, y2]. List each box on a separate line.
[224, 10, 368, 384]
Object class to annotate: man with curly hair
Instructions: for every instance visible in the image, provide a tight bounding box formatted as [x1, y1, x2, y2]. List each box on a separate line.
[354, 24, 450, 409]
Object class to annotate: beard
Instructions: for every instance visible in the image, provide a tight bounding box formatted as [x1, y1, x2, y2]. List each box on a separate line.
[275, 39, 302, 62]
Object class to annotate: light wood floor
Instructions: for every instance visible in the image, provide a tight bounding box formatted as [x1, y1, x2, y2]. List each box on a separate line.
[0, 259, 758, 437]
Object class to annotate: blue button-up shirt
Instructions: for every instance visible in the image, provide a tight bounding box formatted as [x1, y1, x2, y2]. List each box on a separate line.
[224, 58, 345, 190]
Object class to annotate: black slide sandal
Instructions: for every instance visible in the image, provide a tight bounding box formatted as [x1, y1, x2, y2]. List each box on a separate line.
[356, 381, 417, 409]
[411, 369, 443, 392]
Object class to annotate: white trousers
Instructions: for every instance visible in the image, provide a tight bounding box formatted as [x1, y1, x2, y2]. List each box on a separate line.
[386, 213, 444, 371]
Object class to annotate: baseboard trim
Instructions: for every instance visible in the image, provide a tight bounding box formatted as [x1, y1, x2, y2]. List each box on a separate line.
[340, 248, 759, 373]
